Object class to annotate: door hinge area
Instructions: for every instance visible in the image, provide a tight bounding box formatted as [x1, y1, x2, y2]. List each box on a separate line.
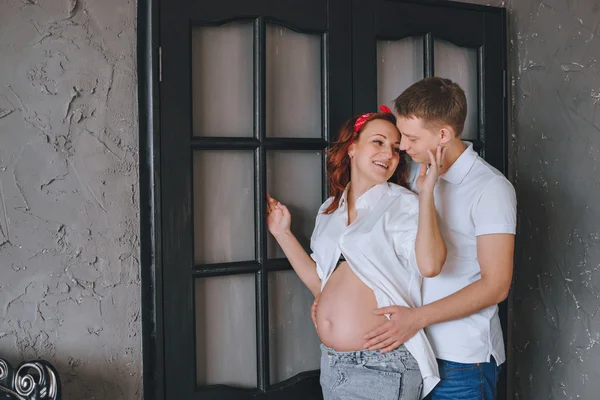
[159, 46, 163, 82]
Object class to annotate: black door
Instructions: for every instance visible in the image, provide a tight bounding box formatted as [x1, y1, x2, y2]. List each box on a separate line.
[142, 1, 508, 399]
[159, 0, 351, 399]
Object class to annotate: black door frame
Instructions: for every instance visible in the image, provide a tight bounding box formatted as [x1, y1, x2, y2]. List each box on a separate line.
[138, 1, 509, 399]
[138, 0, 165, 399]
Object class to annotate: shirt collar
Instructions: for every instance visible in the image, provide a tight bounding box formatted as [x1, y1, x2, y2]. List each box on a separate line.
[441, 141, 477, 185]
[338, 182, 389, 212]
[338, 186, 349, 212]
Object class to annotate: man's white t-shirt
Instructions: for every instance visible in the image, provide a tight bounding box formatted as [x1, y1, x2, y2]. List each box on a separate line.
[409, 142, 517, 365]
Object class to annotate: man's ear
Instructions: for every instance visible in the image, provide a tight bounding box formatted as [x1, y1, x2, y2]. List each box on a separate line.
[439, 126, 454, 145]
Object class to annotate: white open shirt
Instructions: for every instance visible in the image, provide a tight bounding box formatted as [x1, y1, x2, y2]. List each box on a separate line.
[409, 142, 517, 365]
[310, 182, 440, 398]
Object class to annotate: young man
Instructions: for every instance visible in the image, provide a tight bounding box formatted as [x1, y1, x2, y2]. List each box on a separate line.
[362, 77, 517, 399]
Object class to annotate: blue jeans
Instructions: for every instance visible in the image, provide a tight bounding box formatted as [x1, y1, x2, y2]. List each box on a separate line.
[425, 358, 502, 400]
[320, 344, 423, 400]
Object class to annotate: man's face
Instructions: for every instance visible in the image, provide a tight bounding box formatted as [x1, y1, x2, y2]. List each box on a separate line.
[396, 115, 441, 164]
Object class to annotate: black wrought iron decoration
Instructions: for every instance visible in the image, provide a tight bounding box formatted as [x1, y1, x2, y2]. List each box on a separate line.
[0, 358, 60, 400]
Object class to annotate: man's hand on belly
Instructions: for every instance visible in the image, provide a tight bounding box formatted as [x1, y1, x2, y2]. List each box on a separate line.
[362, 305, 423, 353]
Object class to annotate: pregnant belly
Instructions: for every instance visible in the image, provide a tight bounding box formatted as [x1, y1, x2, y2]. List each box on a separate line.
[316, 262, 387, 351]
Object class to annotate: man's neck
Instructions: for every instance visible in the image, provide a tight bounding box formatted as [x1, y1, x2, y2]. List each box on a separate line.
[440, 138, 467, 174]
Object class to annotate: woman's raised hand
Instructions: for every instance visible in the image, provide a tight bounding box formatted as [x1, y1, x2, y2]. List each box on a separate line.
[416, 145, 447, 194]
[266, 193, 292, 237]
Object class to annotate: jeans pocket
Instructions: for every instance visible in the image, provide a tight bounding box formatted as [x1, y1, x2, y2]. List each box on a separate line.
[321, 364, 347, 393]
[362, 359, 406, 377]
[343, 363, 402, 400]
[320, 355, 347, 394]
[398, 367, 423, 400]
[399, 354, 421, 372]
[439, 360, 481, 386]
[443, 360, 480, 371]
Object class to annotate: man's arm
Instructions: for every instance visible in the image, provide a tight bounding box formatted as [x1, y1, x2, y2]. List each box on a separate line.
[414, 233, 513, 324]
[363, 233, 514, 352]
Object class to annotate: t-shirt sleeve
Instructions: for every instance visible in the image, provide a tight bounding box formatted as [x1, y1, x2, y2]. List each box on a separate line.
[473, 176, 517, 236]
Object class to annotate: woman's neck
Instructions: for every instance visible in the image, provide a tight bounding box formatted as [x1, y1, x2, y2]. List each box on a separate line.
[346, 176, 377, 211]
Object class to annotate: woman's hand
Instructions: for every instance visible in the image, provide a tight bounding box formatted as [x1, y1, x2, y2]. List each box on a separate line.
[414, 145, 447, 277]
[311, 293, 320, 333]
[266, 194, 292, 237]
[265, 194, 321, 296]
[416, 145, 446, 194]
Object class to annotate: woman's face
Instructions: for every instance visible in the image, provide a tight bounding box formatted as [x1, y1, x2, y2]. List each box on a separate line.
[349, 119, 401, 185]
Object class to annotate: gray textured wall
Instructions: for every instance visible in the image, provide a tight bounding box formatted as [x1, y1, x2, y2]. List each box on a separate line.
[507, 1, 600, 399]
[461, 0, 600, 398]
[0, 0, 141, 399]
[2, 0, 599, 399]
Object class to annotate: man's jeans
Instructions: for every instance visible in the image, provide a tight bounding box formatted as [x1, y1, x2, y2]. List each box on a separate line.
[425, 357, 502, 400]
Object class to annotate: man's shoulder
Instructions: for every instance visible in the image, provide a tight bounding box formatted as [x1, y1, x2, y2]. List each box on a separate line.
[466, 156, 517, 214]
[468, 156, 514, 190]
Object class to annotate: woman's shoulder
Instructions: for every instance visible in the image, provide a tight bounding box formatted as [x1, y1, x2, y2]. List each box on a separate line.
[387, 183, 418, 201]
[315, 197, 335, 216]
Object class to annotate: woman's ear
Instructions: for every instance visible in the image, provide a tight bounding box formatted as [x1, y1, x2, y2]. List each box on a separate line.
[348, 141, 356, 159]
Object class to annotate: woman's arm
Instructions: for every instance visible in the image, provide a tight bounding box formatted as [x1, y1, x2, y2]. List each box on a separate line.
[267, 195, 321, 296]
[414, 146, 447, 277]
[415, 189, 446, 277]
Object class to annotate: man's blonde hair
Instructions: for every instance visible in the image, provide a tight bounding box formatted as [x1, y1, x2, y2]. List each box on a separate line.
[393, 77, 467, 136]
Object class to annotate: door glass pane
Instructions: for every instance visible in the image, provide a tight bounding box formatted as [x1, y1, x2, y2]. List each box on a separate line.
[196, 274, 257, 387]
[269, 270, 321, 384]
[192, 22, 253, 137]
[377, 37, 424, 108]
[266, 151, 322, 259]
[434, 39, 478, 140]
[266, 24, 322, 138]
[194, 151, 255, 264]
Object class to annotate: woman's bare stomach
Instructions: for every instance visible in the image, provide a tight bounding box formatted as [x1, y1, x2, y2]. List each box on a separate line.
[316, 262, 387, 351]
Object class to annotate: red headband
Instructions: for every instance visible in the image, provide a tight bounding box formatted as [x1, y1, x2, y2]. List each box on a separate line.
[353, 105, 393, 133]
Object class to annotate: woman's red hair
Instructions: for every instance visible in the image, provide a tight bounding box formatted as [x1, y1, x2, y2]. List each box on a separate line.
[323, 112, 408, 214]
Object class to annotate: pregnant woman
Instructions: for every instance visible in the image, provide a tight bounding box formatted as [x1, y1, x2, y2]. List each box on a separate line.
[266, 107, 446, 399]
